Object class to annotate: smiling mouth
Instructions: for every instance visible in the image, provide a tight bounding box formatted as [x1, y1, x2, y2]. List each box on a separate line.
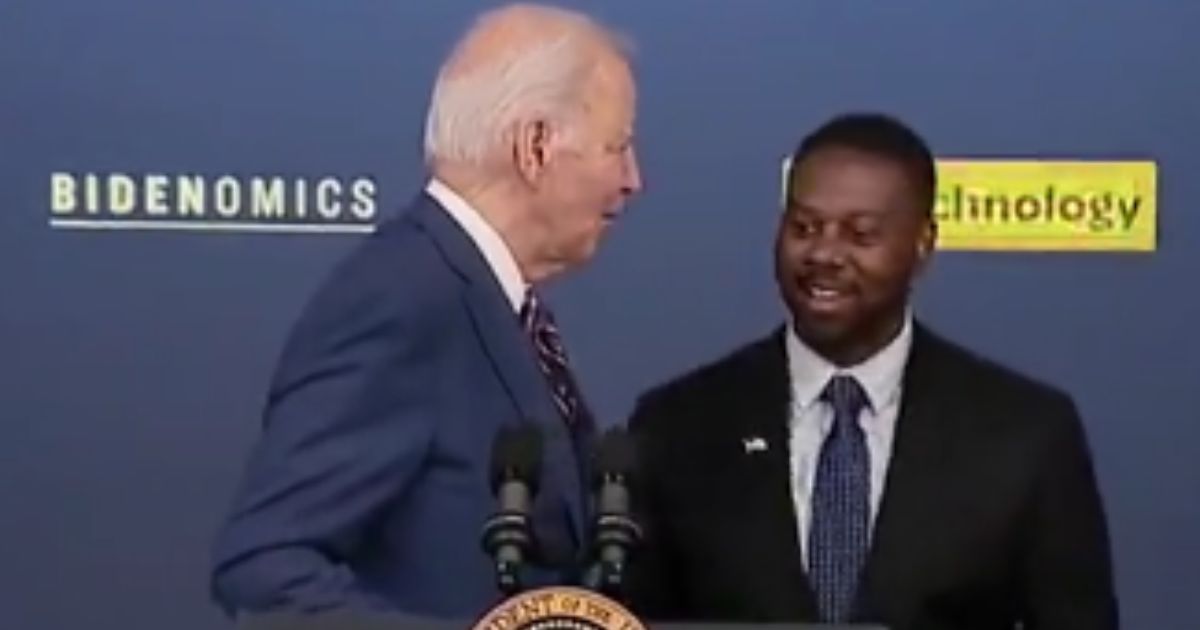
[798, 281, 855, 311]
[809, 286, 842, 299]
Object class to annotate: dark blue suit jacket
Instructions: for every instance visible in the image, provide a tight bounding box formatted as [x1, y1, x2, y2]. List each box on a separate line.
[210, 192, 590, 617]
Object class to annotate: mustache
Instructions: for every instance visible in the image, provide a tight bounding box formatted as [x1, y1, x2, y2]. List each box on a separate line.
[795, 264, 854, 282]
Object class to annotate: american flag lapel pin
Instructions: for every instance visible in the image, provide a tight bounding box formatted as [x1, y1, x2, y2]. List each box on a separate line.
[742, 436, 768, 454]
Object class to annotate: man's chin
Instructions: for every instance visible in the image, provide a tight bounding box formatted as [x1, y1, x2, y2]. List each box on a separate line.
[791, 314, 857, 355]
[555, 238, 602, 272]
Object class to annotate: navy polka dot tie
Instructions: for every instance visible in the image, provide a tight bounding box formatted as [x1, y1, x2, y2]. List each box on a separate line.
[807, 374, 871, 622]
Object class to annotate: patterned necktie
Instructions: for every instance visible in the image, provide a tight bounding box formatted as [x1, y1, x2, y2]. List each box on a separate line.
[807, 374, 871, 623]
[520, 290, 592, 432]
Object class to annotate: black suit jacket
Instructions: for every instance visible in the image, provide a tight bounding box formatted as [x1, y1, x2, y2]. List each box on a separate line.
[626, 323, 1117, 630]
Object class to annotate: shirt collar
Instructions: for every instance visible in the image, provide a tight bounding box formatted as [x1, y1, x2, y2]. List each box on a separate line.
[425, 177, 527, 312]
[785, 311, 914, 413]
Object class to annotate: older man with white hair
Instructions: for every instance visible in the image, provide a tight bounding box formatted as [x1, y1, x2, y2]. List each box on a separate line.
[209, 2, 641, 618]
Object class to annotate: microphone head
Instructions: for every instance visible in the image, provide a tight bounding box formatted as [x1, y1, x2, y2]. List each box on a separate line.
[591, 426, 638, 489]
[489, 424, 544, 495]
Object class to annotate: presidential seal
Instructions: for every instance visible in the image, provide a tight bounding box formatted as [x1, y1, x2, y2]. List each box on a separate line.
[470, 587, 647, 630]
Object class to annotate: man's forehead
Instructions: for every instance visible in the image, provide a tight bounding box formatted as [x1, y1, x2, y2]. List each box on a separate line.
[786, 177, 916, 218]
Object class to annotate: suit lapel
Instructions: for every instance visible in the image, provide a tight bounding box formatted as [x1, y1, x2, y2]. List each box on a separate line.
[411, 195, 586, 541]
[732, 328, 820, 619]
[855, 323, 956, 622]
[729, 322, 956, 622]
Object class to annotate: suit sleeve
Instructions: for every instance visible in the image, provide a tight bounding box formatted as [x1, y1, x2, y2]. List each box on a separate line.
[209, 264, 438, 615]
[1020, 395, 1120, 630]
[625, 391, 687, 621]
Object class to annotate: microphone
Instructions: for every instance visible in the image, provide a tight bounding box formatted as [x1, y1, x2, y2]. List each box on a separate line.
[584, 426, 643, 600]
[481, 424, 544, 596]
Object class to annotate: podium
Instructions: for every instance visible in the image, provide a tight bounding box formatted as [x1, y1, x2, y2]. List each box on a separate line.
[239, 612, 886, 630]
[235, 585, 884, 630]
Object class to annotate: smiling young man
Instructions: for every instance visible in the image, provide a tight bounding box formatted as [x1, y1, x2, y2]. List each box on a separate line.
[625, 114, 1118, 630]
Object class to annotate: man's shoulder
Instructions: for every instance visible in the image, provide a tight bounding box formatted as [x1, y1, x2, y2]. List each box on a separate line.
[292, 193, 461, 331]
[632, 328, 783, 422]
[916, 323, 1077, 415]
[347, 192, 444, 267]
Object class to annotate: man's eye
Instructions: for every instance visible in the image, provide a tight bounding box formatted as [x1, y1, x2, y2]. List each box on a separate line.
[790, 221, 817, 237]
[852, 226, 878, 239]
[849, 223, 882, 243]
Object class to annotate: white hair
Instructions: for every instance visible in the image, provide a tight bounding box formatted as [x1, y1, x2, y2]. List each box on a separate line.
[423, 6, 630, 167]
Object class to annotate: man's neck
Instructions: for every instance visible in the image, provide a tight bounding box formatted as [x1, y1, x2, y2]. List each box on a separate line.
[431, 169, 555, 283]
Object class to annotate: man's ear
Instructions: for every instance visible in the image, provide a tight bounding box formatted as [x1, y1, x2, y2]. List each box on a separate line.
[915, 218, 937, 269]
[513, 119, 550, 184]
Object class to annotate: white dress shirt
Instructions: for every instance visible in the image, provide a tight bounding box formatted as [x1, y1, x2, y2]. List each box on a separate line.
[785, 314, 914, 561]
[425, 178, 526, 312]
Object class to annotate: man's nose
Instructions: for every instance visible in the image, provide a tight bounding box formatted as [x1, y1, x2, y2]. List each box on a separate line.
[623, 147, 643, 195]
[805, 229, 848, 267]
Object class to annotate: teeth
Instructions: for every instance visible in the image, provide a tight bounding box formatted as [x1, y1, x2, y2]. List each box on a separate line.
[810, 287, 839, 299]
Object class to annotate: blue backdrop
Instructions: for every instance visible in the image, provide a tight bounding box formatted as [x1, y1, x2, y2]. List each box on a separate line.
[2, 2, 1197, 629]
